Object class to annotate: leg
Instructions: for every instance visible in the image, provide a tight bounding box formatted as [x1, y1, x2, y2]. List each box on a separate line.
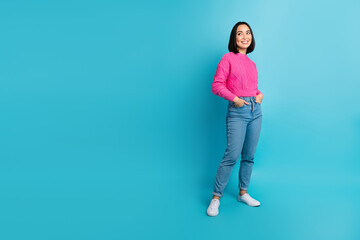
[238, 114, 262, 192]
[212, 114, 247, 198]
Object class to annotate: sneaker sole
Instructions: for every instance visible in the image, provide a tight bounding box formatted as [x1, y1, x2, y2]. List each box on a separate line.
[238, 197, 261, 207]
[206, 210, 219, 216]
[207, 212, 218, 217]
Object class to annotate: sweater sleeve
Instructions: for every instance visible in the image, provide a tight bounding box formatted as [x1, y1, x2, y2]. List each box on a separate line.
[254, 64, 261, 95]
[212, 55, 237, 101]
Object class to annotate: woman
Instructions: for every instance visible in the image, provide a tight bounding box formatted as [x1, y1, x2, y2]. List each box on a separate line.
[207, 21, 263, 217]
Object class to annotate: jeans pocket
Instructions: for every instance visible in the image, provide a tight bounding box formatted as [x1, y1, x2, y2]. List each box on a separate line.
[235, 103, 245, 108]
[229, 101, 240, 109]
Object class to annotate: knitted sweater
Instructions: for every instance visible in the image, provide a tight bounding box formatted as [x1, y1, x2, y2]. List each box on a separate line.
[212, 52, 261, 101]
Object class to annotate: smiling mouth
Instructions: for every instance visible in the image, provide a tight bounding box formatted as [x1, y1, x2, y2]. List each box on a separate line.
[241, 41, 249, 44]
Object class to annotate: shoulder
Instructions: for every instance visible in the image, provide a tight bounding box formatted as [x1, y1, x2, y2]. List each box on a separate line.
[223, 52, 235, 59]
[219, 52, 235, 63]
[246, 57, 258, 72]
[246, 56, 257, 66]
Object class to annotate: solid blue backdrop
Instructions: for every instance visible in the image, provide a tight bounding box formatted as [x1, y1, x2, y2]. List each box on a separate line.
[0, 0, 359, 239]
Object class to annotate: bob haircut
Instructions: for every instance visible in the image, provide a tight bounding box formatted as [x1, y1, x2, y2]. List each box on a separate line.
[228, 21, 255, 54]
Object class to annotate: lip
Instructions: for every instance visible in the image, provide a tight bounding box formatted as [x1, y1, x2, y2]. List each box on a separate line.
[241, 41, 249, 44]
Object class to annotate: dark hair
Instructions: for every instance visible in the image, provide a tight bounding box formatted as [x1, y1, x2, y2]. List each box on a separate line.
[228, 21, 255, 54]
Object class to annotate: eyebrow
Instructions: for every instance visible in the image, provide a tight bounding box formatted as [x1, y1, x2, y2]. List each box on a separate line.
[237, 30, 250, 33]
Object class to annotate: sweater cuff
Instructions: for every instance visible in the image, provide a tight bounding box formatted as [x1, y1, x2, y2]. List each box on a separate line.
[226, 93, 237, 102]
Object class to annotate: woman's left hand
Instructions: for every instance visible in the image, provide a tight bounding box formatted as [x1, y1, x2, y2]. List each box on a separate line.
[255, 92, 263, 104]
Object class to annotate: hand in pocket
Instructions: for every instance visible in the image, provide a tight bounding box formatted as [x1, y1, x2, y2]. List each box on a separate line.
[233, 97, 250, 108]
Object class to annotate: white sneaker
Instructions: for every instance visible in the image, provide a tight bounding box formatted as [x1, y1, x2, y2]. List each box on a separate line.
[206, 198, 220, 216]
[238, 193, 260, 207]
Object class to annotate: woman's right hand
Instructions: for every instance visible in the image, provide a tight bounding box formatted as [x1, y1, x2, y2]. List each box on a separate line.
[233, 97, 250, 108]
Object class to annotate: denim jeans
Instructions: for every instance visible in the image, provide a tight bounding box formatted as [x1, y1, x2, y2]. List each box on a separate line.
[212, 96, 262, 198]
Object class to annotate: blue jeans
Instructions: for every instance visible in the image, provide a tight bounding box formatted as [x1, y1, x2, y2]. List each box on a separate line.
[212, 96, 262, 198]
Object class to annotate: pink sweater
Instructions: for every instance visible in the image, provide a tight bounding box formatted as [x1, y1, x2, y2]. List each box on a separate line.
[212, 52, 261, 101]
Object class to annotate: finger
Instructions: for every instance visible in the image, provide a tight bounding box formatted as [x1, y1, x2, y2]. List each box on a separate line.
[244, 101, 250, 105]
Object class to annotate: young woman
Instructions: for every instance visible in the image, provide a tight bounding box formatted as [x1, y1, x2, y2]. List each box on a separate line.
[207, 22, 263, 217]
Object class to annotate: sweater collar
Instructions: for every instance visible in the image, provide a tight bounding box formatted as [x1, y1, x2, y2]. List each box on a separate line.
[236, 52, 247, 56]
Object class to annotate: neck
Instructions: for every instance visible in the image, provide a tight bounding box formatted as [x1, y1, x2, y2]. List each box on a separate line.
[237, 48, 247, 55]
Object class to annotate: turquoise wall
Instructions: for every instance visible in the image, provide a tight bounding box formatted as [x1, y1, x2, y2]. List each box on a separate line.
[0, 0, 359, 239]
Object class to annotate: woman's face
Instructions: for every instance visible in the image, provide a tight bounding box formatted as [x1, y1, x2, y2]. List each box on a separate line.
[236, 24, 252, 52]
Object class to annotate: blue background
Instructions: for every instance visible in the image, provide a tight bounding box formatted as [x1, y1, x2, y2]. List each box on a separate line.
[1, 0, 359, 239]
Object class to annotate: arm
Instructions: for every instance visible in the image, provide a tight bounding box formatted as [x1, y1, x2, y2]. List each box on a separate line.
[211, 55, 237, 102]
[255, 63, 262, 96]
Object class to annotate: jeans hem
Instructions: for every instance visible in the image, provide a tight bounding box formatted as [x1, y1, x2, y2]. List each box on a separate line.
[212, 192, 222, 198]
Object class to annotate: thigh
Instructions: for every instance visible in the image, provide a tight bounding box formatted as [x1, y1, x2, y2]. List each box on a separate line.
[225, 112, 248, 157]
[241, 115, 262, 158]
